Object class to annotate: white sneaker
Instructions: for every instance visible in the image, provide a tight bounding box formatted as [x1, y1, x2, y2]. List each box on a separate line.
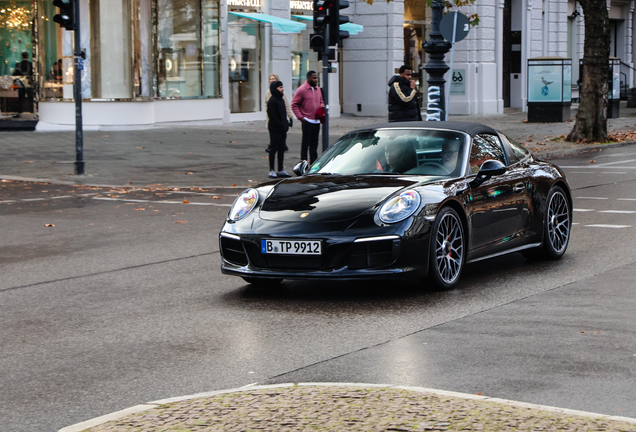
[269, 170, 278, 178]
[277, 170, 291, 177]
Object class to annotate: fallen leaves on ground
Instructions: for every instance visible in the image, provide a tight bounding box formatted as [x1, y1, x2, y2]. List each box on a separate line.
[212, 196, 221, 199]
[174, 220, 188, 223]
[134, 207, 145, 210]
[607, 130, 636, 142]
[44, 224, 55, 227]
[590, 160, 597, 163]
[182, 199, 191, 203]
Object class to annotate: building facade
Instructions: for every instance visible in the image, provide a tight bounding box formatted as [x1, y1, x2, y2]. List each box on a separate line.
[0, 0, 633, 129]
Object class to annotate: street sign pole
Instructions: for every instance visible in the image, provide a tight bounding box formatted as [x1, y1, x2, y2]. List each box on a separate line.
[445, 12, 458, 121]
[73, 0, 84, 175]
[322, 25, 329, 152]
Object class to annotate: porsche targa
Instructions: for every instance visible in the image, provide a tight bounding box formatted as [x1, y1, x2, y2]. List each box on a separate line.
[219, 122, 572, 289]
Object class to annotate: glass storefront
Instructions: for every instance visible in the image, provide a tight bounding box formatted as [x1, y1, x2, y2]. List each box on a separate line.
[290, 27, 318, 94]
[0, 0, 35, 117]
[157, 0, 220, 98]
[35, 0, 220, 102]
[290, 11, 319, 95]
[227, 15, 260, 113]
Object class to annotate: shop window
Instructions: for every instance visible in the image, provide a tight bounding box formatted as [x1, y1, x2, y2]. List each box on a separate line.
[227, 16, 260, 112]
[290, 26, 318, 95]
[1, 0, 35, 114]
[156, 0, 220, 99]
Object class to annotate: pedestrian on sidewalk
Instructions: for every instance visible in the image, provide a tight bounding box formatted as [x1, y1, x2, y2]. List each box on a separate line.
[267, 80, 291, 178]
[291, 70, 325, 164]
[388, 65, 421, 123]
[265, 73, 293, 153]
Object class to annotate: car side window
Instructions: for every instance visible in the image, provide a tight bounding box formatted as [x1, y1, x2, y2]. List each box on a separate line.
[501, 134, 529, 164]
[469, 134, 506, 174]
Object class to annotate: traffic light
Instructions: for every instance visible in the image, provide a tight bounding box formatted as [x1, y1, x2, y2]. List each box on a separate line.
[329, 0, 350, 45]
[310, 33, 325, 53]
[53, 0, 75, 31]
[311, 0, 330, 53]
[313, 0, 329, 33]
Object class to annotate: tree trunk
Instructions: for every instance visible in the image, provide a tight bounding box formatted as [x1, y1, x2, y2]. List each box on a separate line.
[567, 0, 610, 143]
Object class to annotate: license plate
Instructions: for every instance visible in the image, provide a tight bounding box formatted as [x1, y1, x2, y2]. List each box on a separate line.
[261, 239, 322, 255]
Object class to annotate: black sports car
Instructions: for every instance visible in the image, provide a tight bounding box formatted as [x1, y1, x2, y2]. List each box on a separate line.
[219, 121, 572, 289]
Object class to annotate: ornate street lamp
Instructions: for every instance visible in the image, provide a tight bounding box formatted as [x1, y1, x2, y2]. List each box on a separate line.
[422, 0, 451, 121]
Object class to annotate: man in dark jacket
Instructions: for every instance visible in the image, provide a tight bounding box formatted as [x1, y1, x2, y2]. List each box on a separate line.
[267, 81, 291, 178]
[388, 65, 421, 122]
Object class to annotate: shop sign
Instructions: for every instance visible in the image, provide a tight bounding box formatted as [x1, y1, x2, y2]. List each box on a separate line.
[450, 68, 465, 95]
[228, 0, 261, 7]
[291, 0, 312, 10]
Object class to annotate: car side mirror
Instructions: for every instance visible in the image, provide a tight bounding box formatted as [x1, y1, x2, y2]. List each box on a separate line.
[293, 160, 309, 176]
[478, 159, 507, 177]
[470, 160, 507, 187]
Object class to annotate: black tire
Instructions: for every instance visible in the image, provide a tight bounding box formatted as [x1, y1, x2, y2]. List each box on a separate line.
[428, 206, 465, 290]
[523, 185, 571, 260]
[241, 277, 283, 286]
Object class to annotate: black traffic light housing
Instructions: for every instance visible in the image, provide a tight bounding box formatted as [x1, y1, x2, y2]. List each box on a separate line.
[53, 0, 75, 31]
[311, 0, 330, 52]
[329, 0, 350, 46]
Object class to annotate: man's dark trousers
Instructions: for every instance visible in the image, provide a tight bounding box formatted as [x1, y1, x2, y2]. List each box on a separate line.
[301, 121, 321, 163]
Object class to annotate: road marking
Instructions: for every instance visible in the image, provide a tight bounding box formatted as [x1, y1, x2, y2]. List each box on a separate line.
[601, 172, 627, 174]
[573, 209, 595, 212]
[0, 194, 93, 204]
[567, 171, 594, 173]
[572, 222, 580, 225]
[618, 198, 636, 201]
[91, 197, 231, 207]
[575, 197, 608, 200]
[559, 166, 636, 169]
[596, 158, 636, 166]
[598, 210, 636, 214]
[584, 224, 632, 228]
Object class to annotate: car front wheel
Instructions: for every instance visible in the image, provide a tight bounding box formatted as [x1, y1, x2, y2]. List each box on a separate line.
[428, 206, 465, 290]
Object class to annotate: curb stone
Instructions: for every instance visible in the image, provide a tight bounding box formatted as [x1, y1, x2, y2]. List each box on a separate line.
[59, 382, 636, 432]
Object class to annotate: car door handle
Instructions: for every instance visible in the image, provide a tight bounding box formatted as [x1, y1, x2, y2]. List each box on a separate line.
[513, 183, 525, 193]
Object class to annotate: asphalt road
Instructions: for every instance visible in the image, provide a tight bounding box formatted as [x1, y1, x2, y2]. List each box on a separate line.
[1, 148, 636, 432]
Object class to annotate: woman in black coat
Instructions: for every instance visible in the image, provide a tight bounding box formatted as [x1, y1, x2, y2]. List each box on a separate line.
[267, 81, 291, 178]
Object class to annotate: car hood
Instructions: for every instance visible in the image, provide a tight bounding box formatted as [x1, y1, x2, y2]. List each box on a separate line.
[258, 175, 420, 223]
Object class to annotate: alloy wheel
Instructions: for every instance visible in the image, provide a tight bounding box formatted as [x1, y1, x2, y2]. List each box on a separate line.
[434, 211, 464, 284]
[547, 190, 570, 253]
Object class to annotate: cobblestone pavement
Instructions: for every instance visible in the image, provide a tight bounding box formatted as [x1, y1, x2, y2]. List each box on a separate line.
[72, 385, 636, 432]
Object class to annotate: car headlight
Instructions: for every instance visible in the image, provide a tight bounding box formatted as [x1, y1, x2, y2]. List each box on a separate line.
[378, 190, 421, 224]
[229, 189, 259, 221]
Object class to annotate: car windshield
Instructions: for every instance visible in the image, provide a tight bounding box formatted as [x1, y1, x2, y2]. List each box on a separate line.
[308, 128, 468, 177]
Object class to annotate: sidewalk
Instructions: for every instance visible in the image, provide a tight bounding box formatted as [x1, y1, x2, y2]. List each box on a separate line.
[61, 383, 636, 432]
[1, 105, 636, 188]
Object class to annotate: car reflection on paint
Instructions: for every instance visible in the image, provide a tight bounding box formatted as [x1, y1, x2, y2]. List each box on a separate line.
[219, 121, 572, 290]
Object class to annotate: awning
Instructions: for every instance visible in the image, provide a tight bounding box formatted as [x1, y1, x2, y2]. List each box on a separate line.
[229, 12, 307, 34]
[291, 15, 363, 35]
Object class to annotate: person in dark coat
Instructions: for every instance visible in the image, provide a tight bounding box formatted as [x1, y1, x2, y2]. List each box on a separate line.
[267, 81, 291, 178]
[388, 65, 421, 122]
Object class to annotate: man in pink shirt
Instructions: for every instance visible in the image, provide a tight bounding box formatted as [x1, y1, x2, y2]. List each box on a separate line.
[291, 71, 325, 164]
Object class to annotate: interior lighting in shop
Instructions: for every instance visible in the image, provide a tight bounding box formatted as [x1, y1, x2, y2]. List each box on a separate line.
[0, 2, 32, 30]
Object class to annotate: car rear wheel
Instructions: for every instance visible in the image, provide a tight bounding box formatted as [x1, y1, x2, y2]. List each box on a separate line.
[241, 277, 283, 286]
[428, 206, 465, 290]
[522, 185, 571, 260]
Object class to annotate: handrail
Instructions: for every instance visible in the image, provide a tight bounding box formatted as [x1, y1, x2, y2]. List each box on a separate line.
[620, 61, 636, 73]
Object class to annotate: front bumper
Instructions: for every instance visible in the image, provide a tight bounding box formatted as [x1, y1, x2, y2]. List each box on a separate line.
[219, 231, 429, 281]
